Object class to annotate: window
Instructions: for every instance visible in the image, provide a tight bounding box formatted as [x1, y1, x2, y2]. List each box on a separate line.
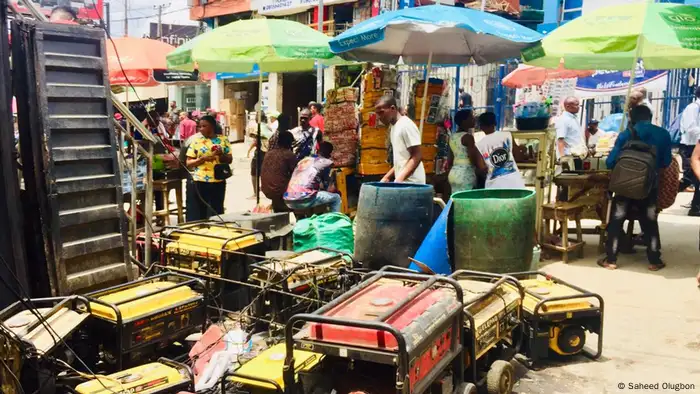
[561, 0, 582, 22]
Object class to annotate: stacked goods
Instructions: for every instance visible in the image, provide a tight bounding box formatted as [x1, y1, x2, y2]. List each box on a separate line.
[220, 98, 246, 140]
[412, 78, 444, 175]
[324, 88, 359, 167]
[358, 66, 397, 175]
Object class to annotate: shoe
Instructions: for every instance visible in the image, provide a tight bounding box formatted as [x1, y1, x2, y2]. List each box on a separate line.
[648, 262, 666, 271]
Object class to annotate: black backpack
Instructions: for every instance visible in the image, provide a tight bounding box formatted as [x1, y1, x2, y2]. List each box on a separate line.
[608, 124, 658, 200]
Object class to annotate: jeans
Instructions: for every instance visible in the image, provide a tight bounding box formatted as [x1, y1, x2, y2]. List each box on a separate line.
[286, 191, 342, 213]
[606, 192, 662, 265]
[679, 144, 700, 213]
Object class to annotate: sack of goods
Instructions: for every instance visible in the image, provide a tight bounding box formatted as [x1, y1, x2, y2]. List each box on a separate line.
[325, 90, 359, 168]
[325, 101, 359, 133]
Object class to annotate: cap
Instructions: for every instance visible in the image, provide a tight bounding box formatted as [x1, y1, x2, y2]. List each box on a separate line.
[268, 110, 280, 119]
[588, 119, 599, 125]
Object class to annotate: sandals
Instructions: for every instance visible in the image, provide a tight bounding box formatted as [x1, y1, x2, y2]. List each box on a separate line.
[648, 263, 666, 272]
[597, 256, 618, 270]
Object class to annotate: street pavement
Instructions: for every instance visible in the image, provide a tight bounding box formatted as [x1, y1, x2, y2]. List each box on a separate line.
[181, 141, 700, 393]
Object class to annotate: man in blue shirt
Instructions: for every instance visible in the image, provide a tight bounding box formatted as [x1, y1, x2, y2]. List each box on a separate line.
[600, 105, 672, 272]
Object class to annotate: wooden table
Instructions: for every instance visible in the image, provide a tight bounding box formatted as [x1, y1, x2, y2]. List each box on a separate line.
[553, 172, 611, 252]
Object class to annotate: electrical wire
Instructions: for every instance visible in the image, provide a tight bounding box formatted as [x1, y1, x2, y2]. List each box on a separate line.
[0, 254, 119, 394]
[91, 0, 236, 233]
[0, 357, 25, 394]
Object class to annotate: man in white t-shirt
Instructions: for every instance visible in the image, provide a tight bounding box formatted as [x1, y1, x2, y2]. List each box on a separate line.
[375, 96, 426, 184]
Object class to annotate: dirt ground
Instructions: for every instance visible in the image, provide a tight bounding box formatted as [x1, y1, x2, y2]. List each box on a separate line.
[188, 142, 700, 393]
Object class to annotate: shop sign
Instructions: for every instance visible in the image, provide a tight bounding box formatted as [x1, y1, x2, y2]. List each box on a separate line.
[153, 70, 199, 83]
[149, 23, 199, 47]
[258, 0, 356, 16]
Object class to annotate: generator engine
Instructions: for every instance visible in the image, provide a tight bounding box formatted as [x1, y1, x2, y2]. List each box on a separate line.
[506, 271, 603, 367]
[161, 221, 265, 311]
[283, 270, 465, 394]
[0, 296, 91, 394]
[85, 273, 207, 371]
[248, 248, 355, 328]
[73, 358, 194, 394]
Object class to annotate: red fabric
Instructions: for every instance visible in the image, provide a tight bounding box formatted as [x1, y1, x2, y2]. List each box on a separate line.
[310, 114, 325, 132]
[179, 118, 198, 141]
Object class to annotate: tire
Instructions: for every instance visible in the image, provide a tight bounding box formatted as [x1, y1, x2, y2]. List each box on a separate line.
[455, 382, 478, 394]
[486, 360, 515, 394]
[557, 325, 586, 355]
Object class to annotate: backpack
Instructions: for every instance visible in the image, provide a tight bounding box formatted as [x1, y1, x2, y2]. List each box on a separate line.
[667, 111, 682, 145]
[608, 124, 658, 200]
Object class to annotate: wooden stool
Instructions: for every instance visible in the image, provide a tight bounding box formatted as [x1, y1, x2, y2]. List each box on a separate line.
[153, 179, 184, 225]
[542, 202, 585, 263]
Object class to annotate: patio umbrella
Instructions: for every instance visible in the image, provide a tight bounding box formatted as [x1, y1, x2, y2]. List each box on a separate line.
[329, 4, 542, 65]
[329, 4, 542, 133]
[166, 19, 339, 204]
[107, 37, 177, 87]
[521, 2, 700, 71]
[502, 62, 594, 88]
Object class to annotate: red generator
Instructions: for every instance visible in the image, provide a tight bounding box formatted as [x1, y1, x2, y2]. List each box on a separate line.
[282, 270, 470, 394]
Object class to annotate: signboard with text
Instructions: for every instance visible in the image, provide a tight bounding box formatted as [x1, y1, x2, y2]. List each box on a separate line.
[575, 60, 668, 97]
[149, 23, 199, 47]
[257, 0, 357, 16]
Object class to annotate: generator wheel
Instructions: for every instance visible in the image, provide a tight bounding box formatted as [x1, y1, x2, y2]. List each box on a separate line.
[486, 360, 514, 394]
[557, 325, 586, 355]
[455, 382, 478, 394]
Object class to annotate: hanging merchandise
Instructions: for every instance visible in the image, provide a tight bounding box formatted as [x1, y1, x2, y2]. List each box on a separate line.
[358, 66, 397, 176]
[324, 87, 360, 168]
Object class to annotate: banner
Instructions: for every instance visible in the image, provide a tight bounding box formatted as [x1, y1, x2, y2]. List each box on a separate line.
[575, 60, 668, 97]
[149, 23, 199, 47]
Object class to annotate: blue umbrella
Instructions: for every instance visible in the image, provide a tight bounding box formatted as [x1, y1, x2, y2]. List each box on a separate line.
[329, 5, 542, 66]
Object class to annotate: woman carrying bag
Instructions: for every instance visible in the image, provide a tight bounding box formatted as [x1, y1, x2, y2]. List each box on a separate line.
[186, 116, 233, 220]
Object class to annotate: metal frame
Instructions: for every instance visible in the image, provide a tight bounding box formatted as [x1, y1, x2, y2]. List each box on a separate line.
[506, 271, 604, 367]
[282, 270, 464, 394]
[449, 270, 525, 386]
[85, 272, 208, 371]
[221, 370, 284, 394]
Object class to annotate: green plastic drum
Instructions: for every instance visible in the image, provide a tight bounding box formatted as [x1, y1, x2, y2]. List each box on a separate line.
[451, 189, 535, 273]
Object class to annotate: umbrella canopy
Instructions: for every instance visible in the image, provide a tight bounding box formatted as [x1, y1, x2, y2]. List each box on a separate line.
[107, 37, 177, 87]
[501, 62, 594, 88]
[166, 19, 337, 73]
[328, 4, 542, 65]
[522, 2, 700, 70]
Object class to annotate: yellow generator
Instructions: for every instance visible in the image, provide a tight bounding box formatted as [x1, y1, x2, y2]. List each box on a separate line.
[161, 221, 265, 311]
[506, 271, 603, 367]
[223, 343, 323, 393]
[74, 358, 193, 394]
[85, 273, 206, 371]
[450, 270, 524, 394]
[0, 296, 91, 394]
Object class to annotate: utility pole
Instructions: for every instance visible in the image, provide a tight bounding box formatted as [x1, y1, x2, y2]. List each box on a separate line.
[155, 3, 171, 38]
[123, 0, 128, 36]
[316, 0, 324, 103]
[105, 2, 111, 36]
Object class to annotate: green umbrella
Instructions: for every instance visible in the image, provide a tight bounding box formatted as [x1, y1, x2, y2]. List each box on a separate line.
[522, 2, 700, 71]
[166, 18, 339, 73]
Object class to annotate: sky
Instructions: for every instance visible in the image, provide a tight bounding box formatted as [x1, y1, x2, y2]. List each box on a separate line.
[108, 0, 198, 38]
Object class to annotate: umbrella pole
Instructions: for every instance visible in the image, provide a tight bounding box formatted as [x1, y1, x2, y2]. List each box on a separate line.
[620, 34, 644, 132]
[419, 50, 433, 134]
[256, 71, 263, 205]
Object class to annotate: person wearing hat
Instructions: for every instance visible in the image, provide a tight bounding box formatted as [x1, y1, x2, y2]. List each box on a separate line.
[268, 110, 280, 133]
[586, 119, 603, 149]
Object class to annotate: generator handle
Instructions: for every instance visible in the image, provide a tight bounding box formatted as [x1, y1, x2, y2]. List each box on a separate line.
[283, 313, 408, 392]
[450, 270, 525, 301]
[221, 370, 284, 393]
[158, 357, 195, 389]
[86, 273, 205, 307]
[314, 246, 357, 265]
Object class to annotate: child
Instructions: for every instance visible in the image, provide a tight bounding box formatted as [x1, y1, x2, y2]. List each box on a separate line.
[475, 112, 526, 189]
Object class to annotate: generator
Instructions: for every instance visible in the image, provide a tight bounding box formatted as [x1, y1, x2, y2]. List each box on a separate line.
[0, 296, 91, 394]
[248, 248, 355, 327]
[223, 343, 324, 393]
[73, 358, 193, 394]
[283, 270, 468, 394]
[161, 221, 265, 311]
[506, 271, 603, 367]
[450, 271, 525, 394]
[85, 273, 207, 371]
